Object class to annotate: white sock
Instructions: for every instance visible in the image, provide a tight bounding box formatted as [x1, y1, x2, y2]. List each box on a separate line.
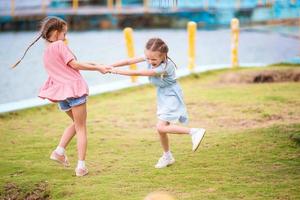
[189, 128, 198, 136]
[163, 151, 172, 158]
[55, 146, 65, 156]
[77, 160, 86, 169]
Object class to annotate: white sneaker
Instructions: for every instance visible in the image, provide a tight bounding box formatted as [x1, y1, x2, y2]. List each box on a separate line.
[155, 155, 175, 169]
[75, 167, 89, 177]
[50, 150, 70, 167]
[192, 128, 206, 152]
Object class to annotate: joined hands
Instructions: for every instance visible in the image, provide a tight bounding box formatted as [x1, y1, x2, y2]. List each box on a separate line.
[91, 63, 113, 74]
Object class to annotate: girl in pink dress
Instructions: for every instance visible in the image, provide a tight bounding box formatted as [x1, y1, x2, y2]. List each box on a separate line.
[13, 16, 110, 176]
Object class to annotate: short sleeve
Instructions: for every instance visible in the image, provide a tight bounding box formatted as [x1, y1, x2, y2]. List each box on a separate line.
[58, 41, 75, 65]
[153, 62, 174, 75]
[165, 62, 175, 75]
[153, 64, 166, 75]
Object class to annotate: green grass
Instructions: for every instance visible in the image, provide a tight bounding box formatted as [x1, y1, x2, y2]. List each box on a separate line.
[0, 65, 299, 200]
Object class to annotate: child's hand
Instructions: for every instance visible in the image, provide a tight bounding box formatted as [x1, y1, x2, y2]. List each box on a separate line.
[97, 65, 112, 74]
[105, 65, 113, 72]
[108, 68, 117, 74]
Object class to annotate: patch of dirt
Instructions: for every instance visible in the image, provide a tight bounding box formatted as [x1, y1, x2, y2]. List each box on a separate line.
[289, 133, 300, 145]
[225, 113, 298, 129]
[1, 181, 50, 200]
[220, 69, 300, 84]
[190, 102, 300, 132]
[1, 183, 21, 200]
[206, 188, 217, 193]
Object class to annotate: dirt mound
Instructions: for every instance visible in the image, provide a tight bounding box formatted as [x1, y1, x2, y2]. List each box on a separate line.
[1, 181, 50, 200]
[220, 69, 300, 84]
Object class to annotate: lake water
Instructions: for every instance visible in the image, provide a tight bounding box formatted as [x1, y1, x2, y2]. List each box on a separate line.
[0, 26, 299, 111]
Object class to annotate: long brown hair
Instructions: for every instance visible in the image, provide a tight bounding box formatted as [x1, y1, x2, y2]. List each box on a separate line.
[12, 16, 67, 68]
[145, 37, 177, 68]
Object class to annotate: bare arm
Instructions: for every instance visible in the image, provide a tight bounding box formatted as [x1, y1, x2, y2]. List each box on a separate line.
[110, 57, 145, 68]
[68, 60, 111, 73]
[110, 68, 156, 76]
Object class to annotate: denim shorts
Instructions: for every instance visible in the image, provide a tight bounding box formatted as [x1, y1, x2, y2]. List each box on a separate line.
[58, 95, 87, 112]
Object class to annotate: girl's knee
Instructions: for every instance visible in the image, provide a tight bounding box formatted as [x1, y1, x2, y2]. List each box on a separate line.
[156, 123, 167, 134]
[73, 115, 87, 130]
[74, 123, 86, 134]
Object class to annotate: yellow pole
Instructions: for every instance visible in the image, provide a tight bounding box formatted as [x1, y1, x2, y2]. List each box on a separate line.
[11, 0, 15, 17]
[187, 21, 197, 71]
[123, 27, 138, 83]
[116, 0, 122, 10]
[107, 0, 113, 9]
[236, 0, 241, 9]
[73, 0, 79, 10]
[144, 0, 149, 11]
[257, 0, 263, 6]
[266, 0, 274, 7]
[64, 38, 69, 45]
[231, 18, 239, 68]
[204, 0, 209, 10]
[42, 0, 47, 14]
[172, 0, 178, 11]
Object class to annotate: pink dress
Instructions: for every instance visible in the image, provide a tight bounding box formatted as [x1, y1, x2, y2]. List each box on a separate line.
[38, 40, 89, 102]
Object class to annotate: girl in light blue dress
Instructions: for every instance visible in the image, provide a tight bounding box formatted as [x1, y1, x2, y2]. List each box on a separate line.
[109, 38, 206, 168]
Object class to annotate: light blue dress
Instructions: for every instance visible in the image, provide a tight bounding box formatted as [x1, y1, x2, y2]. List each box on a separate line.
[147, 59, 189, 124]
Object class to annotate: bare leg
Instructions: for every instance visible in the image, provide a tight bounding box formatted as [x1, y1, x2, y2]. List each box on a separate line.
[157, 121, 191, 135]
[71, 103, 87, 161]
[58, 110, 76, 148]
[156, 121, 170, 152]
[155, 120, 194, 168]
[156, 120, 192, 152]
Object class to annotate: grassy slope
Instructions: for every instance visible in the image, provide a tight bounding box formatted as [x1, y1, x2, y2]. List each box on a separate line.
[0, 65, 299, 200]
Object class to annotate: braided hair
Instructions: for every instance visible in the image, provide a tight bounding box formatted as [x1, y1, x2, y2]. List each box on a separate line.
[145, 37, 177, 69]
[12, 16, 67, 68]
